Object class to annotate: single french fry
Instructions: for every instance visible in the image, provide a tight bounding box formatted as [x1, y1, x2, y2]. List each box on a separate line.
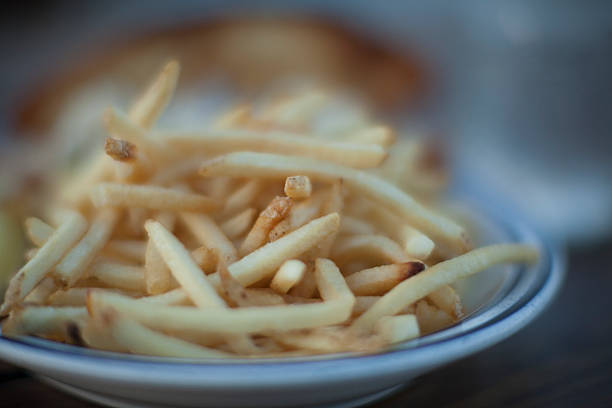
[90, 262, 146, 292]
[268, 191, 326, 241]
[221, 180, 263, 217]
[351, 244, 539, 333]
[128, 60, 180, 129]
[314, 258, 354, 305]
[91, 306, 229, 358]
[284, 176, 312, 199]
[415, 300, 455, 334]
[239, 196, 292, 256]
[2, 306, 87, 339]
[427, 285, 463, 318]
[270, 260, 306, 294]
[1, 210, 87, 315]
[25, 218, 54, 247]
[207, 213, 340, 289]
[332, 235, 414, 265]
[145, 220, 226, 308]
[375, 314, 420, 344]
[91, 183, 217, 212]
[180, 213, 238, 265]
[104, 240, 147, 263]
[346, 262, 426, 296]
[144, 238, 171, 295]
[200, 152, 469, 254]
[220, 208, 257, 240]
[55, 208, 119, 286]
[87, 290, 353, 334]
[162, 129, 387, 168]
[241, 288, 286, 306]
[135, 288, 191, 306]
[104, 107, 160, 162]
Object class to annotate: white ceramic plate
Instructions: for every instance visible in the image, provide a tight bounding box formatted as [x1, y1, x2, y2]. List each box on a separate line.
[0, 197, 564, 408]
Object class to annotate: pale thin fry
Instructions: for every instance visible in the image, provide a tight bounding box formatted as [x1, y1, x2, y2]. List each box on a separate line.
[91, 183, 217, 212]
[200, 152, 469, 254]
[2, 306, 87, 339]
[313, 258, 354, 304]
[163, 129, 386, 168]
[346, 262, 426, 296]
[87, 291, 352, 334]
[1, 210, 87, 315]
[375, 314, 420, 343]
[268, 191, 326, 241]
[207, 213, 340, 289]
[339, 215, 375, 236]
[90, 262, 146, 292]
[351, 244, 539, 333]
[239, 196, 292, 257]
[128, 60, 180, 129]
[25, 218, 54, 246]
[135, 288, 191, 306]
[220, 208, 257, 240]
[104, 240, 147, 262]
[270, 260, 306, 294]
[190, 246, 217, 274]
[55, 208, 119, 286]
[332, 235, 413, 265]
[145, 220, 226, 308]
[91, 307, 229, 358]
[241, 288, 286, 306]
[284, 176, 312, 199]
[104, 137, 137, 162]
[144, 238, 171, 295]
[221, 180, 263, 217]
[427, 285, 463, 318]
[415, 300, 455, 334]
[180, 213, 238, 265]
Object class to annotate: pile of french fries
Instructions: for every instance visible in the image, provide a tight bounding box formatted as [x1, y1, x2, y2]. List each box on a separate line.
[0, 61, 538, 358]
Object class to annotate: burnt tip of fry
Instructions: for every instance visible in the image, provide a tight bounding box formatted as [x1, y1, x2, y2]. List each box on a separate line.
[400, 261, 426, 279]
[105, 137, 137, 162]
[65, 321, 85, 346]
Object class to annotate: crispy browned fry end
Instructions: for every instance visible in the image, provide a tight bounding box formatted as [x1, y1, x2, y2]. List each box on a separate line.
[104, 137, 137, 162]
[239, 196, 292, 256]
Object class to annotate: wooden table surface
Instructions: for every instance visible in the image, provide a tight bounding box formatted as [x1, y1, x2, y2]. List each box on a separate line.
[1, 240, 610, 408]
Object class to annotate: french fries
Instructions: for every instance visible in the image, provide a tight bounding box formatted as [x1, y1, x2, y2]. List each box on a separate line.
[1, 60, 540, 358]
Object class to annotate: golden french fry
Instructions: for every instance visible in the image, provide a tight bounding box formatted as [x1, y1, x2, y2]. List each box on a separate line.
[128, 60, 180, 129]
[239, 196, 292, 257]
[427, 285, 463, 318]
[104, 240, 147, 263]
[284, 176, 312, 199]
[90, 306, 229, 358]
[332, 235, 414, 265]
[55, 208, 119, 286]
[346, 262, 425, 296]
[145, 220, 226, 308]
[90, 262, 146, 292]
[375, 314, 420, 343]
[179, 213, 238, 265]
[200, 152, 469, 254]
[351, 244, 538, 333]
[208, 213, 340, 288]
[91, 183, 217, 212]
[162, 129, 386, 168]
[25, 218, 54, 247]
[87, 290, 353, 334]
[1, 210, 87, 315]
[415, 300, 455, 334]
[144, 238, 171, 295]
[221, 180, 263, 217]
[220, 208, 257, 240]
[270, 260, 306, 294]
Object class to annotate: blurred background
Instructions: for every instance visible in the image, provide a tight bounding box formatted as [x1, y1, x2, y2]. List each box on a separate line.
[1, 0, 610, 246]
